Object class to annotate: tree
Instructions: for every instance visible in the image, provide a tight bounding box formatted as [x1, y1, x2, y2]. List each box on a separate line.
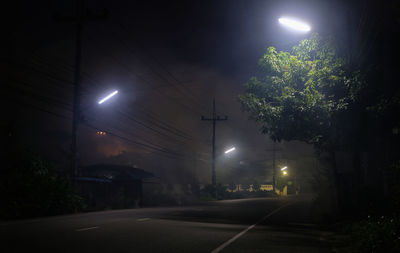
[239, 33, 360, 147]
[0, 150, 85, 219]
[239, 33, 364, 211]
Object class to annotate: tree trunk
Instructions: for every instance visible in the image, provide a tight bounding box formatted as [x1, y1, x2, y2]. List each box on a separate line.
[352, 147, 362, 209]
[329, 150, 341, 215]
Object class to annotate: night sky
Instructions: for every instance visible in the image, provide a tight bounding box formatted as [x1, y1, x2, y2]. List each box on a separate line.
[5, 0, 378, 185]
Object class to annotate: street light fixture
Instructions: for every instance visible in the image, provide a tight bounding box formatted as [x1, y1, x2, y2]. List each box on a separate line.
[278, 17, 311, 32]
[281, 166, 288, 171]
[282, 170, 288, 176]
[98, 90, 119, 104]
[225, 147, 236, 154]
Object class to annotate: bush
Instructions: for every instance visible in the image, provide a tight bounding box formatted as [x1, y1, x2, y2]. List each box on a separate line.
[341, 215, 400, 252]
[0, 151, 85, 219]
[199, 184, 277, 201]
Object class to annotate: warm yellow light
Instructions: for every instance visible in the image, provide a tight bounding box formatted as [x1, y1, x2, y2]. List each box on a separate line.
[283, 171, 288, 175]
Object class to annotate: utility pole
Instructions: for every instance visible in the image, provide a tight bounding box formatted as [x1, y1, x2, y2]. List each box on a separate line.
[201, 98, 227, 197]
[272, 141, 276, 192]
[266, 142, 280, 193]
[56, 1, 106, 186]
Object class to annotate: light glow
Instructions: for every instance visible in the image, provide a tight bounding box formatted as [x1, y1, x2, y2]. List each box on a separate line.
[283, 171, 288, 175]
[279, 17, 311, 32]
[98, 90, 118, 104]
[225, 147, 236, 154]
[281, 166, 288, 171]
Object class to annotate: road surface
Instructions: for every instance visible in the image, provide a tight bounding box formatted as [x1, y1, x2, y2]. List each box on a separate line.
[1, 197, 333, 252]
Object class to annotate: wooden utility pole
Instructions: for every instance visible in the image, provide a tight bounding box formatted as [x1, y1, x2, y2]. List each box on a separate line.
[70, 1, 83, 187]
[201, 98, 227, 197]
[272, 141, 276, 192]
[56, 1, 106, 185]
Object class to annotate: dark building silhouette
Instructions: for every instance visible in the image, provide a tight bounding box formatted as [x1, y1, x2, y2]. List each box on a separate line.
[78, 164, 154, 210]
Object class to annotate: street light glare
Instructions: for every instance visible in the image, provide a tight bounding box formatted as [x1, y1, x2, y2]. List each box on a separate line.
[225, 147, 236, 154]
[283, 171, 288, 175]
[278, 17, 311, 32]
[281, 166, 288, 171]
[98, 90, 118, 104]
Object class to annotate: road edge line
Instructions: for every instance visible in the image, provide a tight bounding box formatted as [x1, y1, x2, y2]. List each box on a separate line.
[210, 201, 294, 253]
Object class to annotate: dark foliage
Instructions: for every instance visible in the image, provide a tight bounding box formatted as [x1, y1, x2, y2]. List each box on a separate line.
[0, 151, 85, 219]
[199, 184, 277, 201]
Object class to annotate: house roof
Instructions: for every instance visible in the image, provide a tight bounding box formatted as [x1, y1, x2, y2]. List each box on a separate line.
[77, 177, 112, 183]
[81, 164, 154, 181]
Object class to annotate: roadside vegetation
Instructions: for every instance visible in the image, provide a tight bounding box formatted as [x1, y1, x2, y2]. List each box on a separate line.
[0, 150, 85, 219]
[199, 184, 276, 201]
[238, 32, 400, 252]
[333, 161, 400, 252]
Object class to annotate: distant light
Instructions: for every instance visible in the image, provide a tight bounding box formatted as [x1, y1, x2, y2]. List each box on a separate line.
[279, 17, 311, 32]
[96, 131, 107, 136]
[281, 166, 288, 171]
[283, 171, 288, 175]
[225, 147, 236, 154]
[98, 90, 118, 104]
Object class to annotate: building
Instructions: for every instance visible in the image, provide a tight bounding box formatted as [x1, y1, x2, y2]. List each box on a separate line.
[78, 164, 154, 210]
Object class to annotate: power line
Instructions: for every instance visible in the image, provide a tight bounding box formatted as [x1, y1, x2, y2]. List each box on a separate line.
[83, 122, 183, 158]
[7, 79, 73, 109]
[110, 20, 211, 115]
[27, 51, 198, 140]
[6, 95, 206, 162]
[25, 53, 197, 142]
[85, 30, 207, 116]
[6, 79, 185, 157]
[83, 122, 209, 163]
[117, 109, 191, 141]
[6, 98, 72, 121]
[86, 116, 174, 152]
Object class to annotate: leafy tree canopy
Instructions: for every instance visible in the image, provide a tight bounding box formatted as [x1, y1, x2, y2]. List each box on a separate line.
[239, 33, 362, 147]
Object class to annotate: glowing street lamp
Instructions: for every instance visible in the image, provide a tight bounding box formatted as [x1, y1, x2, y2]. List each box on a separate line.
[278, 17, 311, 32]
[98, 90, 118, 104]
[225, 147, 236, 154]
[281, 166, 288, 171]
[282, 170, 288, 176]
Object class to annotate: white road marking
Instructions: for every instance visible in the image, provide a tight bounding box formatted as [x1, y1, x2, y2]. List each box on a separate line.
[288, 222, 318, 227]
[75, 226, 99, 232]
[210, 202, 294, 253]
[137, 218, 151, 222]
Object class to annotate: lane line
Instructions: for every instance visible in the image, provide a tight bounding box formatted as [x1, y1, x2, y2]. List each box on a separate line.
[137, 218, 151, 222]
[288, 222, 318, 227]
[75, 226, 99, 232]
[210, 201, 294, 253]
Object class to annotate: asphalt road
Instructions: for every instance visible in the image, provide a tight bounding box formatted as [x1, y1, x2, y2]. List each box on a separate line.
[1, 197, 333, 253]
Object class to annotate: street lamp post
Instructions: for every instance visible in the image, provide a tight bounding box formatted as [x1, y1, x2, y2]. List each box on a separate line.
[72, 89, 119, 186]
